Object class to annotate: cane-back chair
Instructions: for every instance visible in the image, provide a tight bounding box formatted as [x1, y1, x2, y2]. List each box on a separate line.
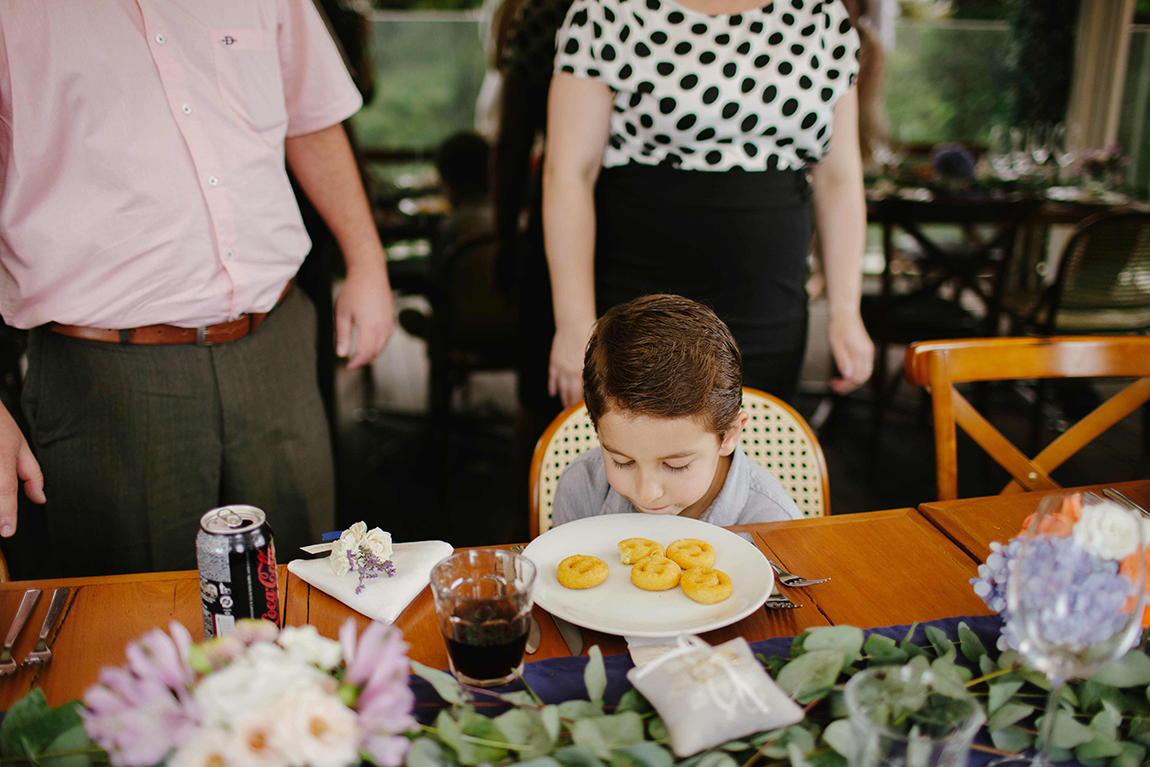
[528, 387, 829, 538]
[905, 336, 1150, 500]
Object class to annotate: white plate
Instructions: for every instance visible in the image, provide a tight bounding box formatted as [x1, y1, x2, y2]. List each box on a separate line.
[521, 515, 773, 638]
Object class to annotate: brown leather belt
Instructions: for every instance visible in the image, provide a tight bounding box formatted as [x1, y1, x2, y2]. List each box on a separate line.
[49, 281, 293, 346]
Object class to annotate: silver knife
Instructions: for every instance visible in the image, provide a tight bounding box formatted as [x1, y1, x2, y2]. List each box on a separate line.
[553, 616, 584, 656]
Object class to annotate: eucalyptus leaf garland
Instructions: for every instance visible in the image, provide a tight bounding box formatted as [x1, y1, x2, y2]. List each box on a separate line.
[409, 624, 1150, 767]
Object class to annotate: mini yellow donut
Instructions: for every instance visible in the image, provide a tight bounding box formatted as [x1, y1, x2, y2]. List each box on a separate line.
[666, 539, 716, 570]
[617, 538, 665, 565]
[630, 554, 682, 591]
[557, 555, 609, 589]
[680, 567, 733, 604]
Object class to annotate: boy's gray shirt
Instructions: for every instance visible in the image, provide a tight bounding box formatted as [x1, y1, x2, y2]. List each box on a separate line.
[551, 445, 803, 528]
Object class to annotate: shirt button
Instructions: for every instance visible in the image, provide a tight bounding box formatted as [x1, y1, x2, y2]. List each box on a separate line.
[155, 33, 166, 44]
[181, 104, 192, 115]
[208, 176, 219, 187]
[226, 249, 235, 260]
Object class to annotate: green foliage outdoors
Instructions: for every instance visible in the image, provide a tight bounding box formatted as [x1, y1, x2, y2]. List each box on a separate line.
[885, 24, 1012, 145]
[351, 19, 486, 151]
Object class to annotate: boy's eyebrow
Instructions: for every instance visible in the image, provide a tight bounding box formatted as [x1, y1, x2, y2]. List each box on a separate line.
[601, 443, 697, 461]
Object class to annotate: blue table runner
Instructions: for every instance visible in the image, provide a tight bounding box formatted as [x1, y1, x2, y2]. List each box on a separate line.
[411, 615, 1021, 765]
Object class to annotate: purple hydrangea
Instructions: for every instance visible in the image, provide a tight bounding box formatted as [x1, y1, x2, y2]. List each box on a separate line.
[930, 143, 977, 180]
[971, 538, 1023, 613]
[973, 535, 1136, 652]
[1012, 536, 1132, 648]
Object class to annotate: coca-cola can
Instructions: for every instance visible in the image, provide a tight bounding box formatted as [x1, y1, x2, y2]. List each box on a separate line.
[196, 505, 279, 639]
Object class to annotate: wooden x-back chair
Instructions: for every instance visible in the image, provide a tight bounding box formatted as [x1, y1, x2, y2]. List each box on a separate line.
[905, 336, 1150, 500]
[528, 387, 829, 538]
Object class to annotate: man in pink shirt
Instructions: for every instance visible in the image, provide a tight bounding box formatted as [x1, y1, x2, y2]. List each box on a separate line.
[0, 1, 395, 574]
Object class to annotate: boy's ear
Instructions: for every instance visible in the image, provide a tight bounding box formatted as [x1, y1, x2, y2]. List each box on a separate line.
[719, 411, 748, 456]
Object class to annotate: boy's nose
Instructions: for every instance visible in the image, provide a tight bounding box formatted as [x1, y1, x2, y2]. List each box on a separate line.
[636, 473, 662, 503]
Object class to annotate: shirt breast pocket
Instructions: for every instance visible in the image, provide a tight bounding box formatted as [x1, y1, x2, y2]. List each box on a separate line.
[211, 28, 287, 141]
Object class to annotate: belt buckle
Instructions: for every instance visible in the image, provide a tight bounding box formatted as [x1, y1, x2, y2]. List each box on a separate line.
[196, 326, 208, 346]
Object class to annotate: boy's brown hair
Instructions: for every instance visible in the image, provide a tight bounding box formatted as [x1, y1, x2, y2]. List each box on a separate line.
[583, 294, 743, 438]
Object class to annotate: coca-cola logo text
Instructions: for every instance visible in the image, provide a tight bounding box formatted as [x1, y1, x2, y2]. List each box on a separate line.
[256, 547, 279, 622]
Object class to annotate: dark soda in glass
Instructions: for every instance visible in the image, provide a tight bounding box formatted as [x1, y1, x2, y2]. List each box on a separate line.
[445, 601, 529, 683]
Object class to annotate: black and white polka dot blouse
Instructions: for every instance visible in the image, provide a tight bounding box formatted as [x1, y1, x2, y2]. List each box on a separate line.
[554, 0, 859, 171]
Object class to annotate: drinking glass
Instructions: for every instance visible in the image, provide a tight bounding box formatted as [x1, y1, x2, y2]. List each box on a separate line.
[844, 664, 984, 767]
[1010, 127, 1033, 178]
[1027, 123, 1051, 167]
[991, 494, 1148, 767]
[988, 125, 1015, 179]
[1051, 123, 1078, 181]
[430, 548, 537, 687]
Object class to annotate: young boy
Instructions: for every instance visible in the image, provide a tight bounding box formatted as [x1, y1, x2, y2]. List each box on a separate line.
[551, 295, 803, 527]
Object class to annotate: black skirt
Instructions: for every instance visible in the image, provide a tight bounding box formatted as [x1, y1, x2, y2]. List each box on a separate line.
[594, 163, 813, 400]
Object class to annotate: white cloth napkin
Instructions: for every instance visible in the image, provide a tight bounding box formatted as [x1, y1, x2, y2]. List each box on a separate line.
[287, 540, 454, 623]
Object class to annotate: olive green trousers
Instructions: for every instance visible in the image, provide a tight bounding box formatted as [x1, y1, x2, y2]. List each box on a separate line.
[23, 287, 335, 576]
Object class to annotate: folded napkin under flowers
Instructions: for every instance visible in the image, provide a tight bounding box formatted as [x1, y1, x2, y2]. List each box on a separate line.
[288, 540, 454, 623]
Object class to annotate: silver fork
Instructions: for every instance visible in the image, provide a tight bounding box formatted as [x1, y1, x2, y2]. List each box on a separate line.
[22, 588, 69, 667]
[767, 559, 830, 588]
[0, 590, 41, 676]
[764, 580, 800, 610]
[1102, 488, 1150, 518]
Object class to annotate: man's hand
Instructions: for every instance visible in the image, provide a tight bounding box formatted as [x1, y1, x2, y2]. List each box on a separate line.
[828, 309, 875, 395]
[336, 262, 395, 371]
[0, 403, 44, 537]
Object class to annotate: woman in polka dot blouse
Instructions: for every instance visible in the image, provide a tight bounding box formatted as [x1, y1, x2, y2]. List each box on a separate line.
[541, 0, 873, 406]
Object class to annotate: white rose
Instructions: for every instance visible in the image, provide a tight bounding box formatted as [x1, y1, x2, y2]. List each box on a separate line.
[230, 708, 288, 767]
[362, 528, 393, 561]
[329, 536, 354, 577]
[270, 684, 359, 767]
[169, 728, 233, 767]
[345, 522, 368, 543]
[195, 644, 329, 727]
[278, 625, 343, 671]
[1073, 501, 1142, 561]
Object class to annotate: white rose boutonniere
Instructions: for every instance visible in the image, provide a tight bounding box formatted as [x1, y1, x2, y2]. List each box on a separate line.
[328, 521, 398, 593]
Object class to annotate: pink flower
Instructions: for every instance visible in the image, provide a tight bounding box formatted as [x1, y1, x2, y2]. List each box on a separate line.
[83, 623, 201, 767]
[339, 619, 416, 765]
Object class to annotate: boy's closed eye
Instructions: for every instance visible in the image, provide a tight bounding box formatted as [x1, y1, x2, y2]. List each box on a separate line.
[609, 457, 692, 473]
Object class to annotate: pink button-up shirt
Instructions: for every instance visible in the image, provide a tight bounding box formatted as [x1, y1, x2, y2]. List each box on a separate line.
[0, 0, 363, 329]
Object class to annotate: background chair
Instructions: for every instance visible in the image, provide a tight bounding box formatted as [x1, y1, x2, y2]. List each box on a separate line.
[904, 336, 1150, 500]
[1000, 212, 1150, 450]
[399, 231, 518, 426]
[527, 387, 829, 538]
[862, 198, 1039, 458]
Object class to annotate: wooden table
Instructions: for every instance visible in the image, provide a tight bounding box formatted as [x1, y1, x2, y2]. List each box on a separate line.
[0, 506, 994, 710]
[918, 479, 1150, 562]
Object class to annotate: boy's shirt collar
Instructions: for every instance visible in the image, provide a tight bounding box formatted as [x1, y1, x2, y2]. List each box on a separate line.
[696, 446, 752, 527]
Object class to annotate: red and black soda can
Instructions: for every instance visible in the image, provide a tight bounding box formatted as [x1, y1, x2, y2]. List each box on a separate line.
[196, 505, 279, 639]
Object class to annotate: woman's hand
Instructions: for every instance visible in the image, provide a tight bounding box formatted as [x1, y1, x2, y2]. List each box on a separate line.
[548, 320, 595, 406]
[827, 310, 874, 394]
